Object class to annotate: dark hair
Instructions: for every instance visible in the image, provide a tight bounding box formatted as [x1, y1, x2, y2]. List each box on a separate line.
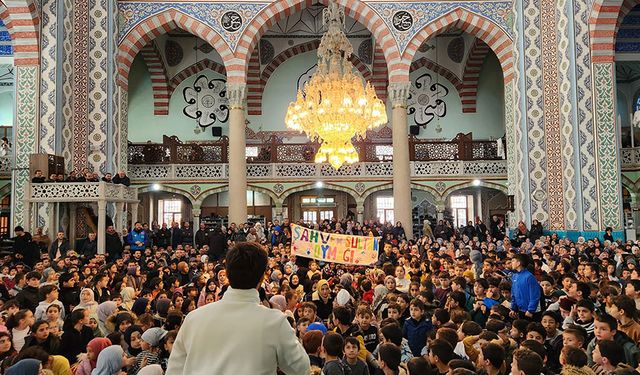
[563, 325, 587, 345]
[561, 346, 587, 367]
[449, 291, 466, 308]
[433, 308, 450, 324]
[332, 306, 352, 326]
[25, 271, 41, 281]
[225, 243, 268, 289]
[512, 348, 543, 375]
[575, 282, 591, 299]
[409, 298, 425, 311]
[429, 339, 454, 364]
[514, 253, 530, 269]
[449, 359, 476, 372]
[7, 309, 31, 330]
[38, 285, 58, 300]
[576, 299, 595, 312]
[597, 340, 625, 366]
[407, 357, 430, 375]
[106, 331, 122, 346]
[475, 278, 489, 290]
[378, 343, 401, 371]
[452, 277, 467, 290]
[344, 337, 360, 350]
[460, 321, 482, 336]
[485, 319, 506, 334]
[521, 340, 546, 361]
[595, 312, 618, 331]
[628, 280, 640, 293]
[322, 332, 344, 357]
[481, 343, 505, 369]
[302, 330, 323, 354]
[11, 346, 49, 366]
[63, 309, 87, 331]
[612, 295, 638, 319]
[512, 319, 529, 336]
[526, 322, 546, 340]
[380, 323, 403, 346]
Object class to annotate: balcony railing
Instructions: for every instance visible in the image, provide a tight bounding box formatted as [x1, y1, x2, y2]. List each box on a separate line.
[128, 133, 506, 165]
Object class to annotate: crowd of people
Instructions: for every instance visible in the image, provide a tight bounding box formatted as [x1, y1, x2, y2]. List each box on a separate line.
[0, 214, 637, 375]
[31, 169, 130, 186]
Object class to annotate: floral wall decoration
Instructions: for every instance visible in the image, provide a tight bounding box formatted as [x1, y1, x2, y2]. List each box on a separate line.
[407, 72, 448, 126]
[183, 75, 229, 128]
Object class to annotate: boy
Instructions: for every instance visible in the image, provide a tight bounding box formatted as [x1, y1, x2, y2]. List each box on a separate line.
[403, 299, 433, 357]
[562, 299, 595, 342]
[541, 311, 563, 373]
[563, 324, 587, 349]
[321, 332, 346, 375]
[387, 304, 402, 326]
[302, 330, 324, 368]
[586, 312, 640, 367]
[297, 317, 310, 339]
[356, 307, 378, 353]
[34, 284, 65, 321]
[377, 343, 401, 375]
[16, 271, 41, 312]
[434, 272, 451, 306]
[624, 279, 640, 310]
[332, 306, 366, 360]
[301, 302, 321, 323]
[511, 348, 543, 375]
[343, 337, 369, 375]
[477, 342, 505, 375]
[427, 339, 454, 375]
[592, 340, 626, 375]
[610, 295, 640, 344]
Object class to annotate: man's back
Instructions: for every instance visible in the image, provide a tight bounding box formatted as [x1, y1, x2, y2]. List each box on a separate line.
[167, 287, 309, 375]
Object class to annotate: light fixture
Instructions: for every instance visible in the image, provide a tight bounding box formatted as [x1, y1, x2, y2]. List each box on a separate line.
[285, 0, 387, 169]
[472, 179, 481, 187]
[151, 183, 161, 191]
[315, 181, 324, 189]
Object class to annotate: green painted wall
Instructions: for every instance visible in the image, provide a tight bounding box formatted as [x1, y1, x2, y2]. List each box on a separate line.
[0, 91, 14, 127]
[128, 50, 505, 142]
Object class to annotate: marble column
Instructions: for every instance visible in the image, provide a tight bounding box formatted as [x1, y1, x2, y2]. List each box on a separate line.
[356, 203, 365, 224]
[389, 82, 413, 239]
[192, 207, 201, 244]
[97, 200, 106, 254]
[274, 201, 284, 222]
[227, 83, 248, 225]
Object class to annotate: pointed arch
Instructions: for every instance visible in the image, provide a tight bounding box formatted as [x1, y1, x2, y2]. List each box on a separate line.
[168, 58, 226, 94]
[410, 57, 464, 107]
[140, 41, 170, 116]
[0, 0, 39, 65]
[233, 0, 401, 84]
[590, 0, 624, 62]
[371, 45, 388, 101]
[255, 40, 373, 115]
[280, 183, 358, 202]
[246, 49, 261, 115]
[460, 38, 491, 113]
[402, 8, 513, 83]
[442, 181, 508, 200]
[616, 0, 637, 38]
[117, 9, 233, 89]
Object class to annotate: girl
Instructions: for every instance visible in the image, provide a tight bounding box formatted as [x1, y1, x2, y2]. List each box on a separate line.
[120, 287, 136, 311]
[129, 327, 167, 374]
[73, 289, 99, 316]
[8, 309, 33, 352]
[60, 309, 94, 363]
[22, 320, 61, 355]
[96, 301, 118, 337]
[92, 345, 126, 375]
[74, 337, 111, 375]
[0, 332, 16, 369]
[124, 325, 143, 357]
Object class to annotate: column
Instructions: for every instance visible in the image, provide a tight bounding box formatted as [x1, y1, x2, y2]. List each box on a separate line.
[227, 83, 247, 225]
[97, 200, 106, 254]
[115, 202, 125, 232]
[389, 82, 413, 239]
[356, 202, 365, 224]
[130, 202, 138, 228]
[192, 206, 201, 243]
[69, 203, 76, 243]
[274, 201, 284, 222]
[436, 200, 446, 222]
[476, 191, 483, 223]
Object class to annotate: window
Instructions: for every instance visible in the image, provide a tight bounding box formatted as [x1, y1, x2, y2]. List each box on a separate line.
[450, 195, 474, 228]
[303, 211, 317, 224]
[301, 196, 335, 205]
[376, 196, 394, 224]
[319, 210, 333, 221]
[246, 146, 259, 158]
[160, 199, 182, 226]
[375, 145, 393, 161]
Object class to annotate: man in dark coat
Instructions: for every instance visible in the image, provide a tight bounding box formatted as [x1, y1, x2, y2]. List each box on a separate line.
[16, 271, 41, 312]
[171, 222, 183, 249]
[155, 223, 172, 249]
[112, 170, 131, 186]
[13, 226, 39, 268]
[181, 222, 194, 247]
[105, 225, 123, 262]
[208, 228, 227, 261]
[195, 223, 209, 249]
[81, 232, 98, 260]
[49, 231, 70, 261]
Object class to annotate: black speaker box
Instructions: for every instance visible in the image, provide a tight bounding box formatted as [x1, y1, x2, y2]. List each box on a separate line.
[211, 126, 222, 137]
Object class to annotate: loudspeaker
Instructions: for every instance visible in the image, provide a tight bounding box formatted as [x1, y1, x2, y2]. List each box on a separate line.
[211, 126, 222, 137]
[409, 125, 420, 136]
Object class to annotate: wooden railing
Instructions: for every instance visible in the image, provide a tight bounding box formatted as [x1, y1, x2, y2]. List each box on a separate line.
[128, 133, 506, 165]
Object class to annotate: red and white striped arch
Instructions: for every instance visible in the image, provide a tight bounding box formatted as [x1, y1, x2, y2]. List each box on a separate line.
[460, 38, 491, 113]
[0, 0, 39, 65]
[117, 9, 233, 90]
[371, 46, 388, 102]
[169, 58, 226, 94]
[402, 8, 513, 84]
[590, 0, 625, 62]
[233, 0, 401, 84]
[616, 0, 637, 33]
[410, 57, 464, 107]
[253, 40, 373, 115]
[140, 41, 170, 116]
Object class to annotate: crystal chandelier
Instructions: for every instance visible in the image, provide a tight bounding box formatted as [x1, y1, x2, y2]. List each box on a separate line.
[285, 0, 387, 169]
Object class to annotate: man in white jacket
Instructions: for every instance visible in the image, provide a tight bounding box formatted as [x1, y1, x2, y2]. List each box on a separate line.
[167, 242, 310, 375]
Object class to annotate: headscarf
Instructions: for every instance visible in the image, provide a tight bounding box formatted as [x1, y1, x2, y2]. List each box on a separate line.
[91, 345, 123, 375]
[131, 298, 149, 317]
[136, 365, 163, 375]
[6, 359, 40, 375]
[269, 295, 287, 312]
[311, 279, 329, 301]
[49, 355, 71, 375]
[336, 289, 352, 306]
[120, 287, 136, 311]
[123, 325, 143, 357]
[87, 338, 112, 369]
[141, 327, 167, 347]
[96, 301, 118, 335]
[74, 288, 99, 315]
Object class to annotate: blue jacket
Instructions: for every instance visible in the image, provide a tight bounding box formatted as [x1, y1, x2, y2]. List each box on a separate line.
[510, 269, 541, 313]
[403, 316, 433, 357]
[127, 229, 147, 251]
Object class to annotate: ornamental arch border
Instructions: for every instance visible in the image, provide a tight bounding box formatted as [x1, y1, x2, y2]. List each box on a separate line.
[193, 185, 279, 207]
[590, 0, 625, 63]
[117, 9, 233, 90]
[361, 183, 441, 203]
[0, 0, 39, 65]
[137, 185, 196, 206]
[232, 0, 402, 84]
[441, 180, 508, 201]
[279, 183, 359, 203]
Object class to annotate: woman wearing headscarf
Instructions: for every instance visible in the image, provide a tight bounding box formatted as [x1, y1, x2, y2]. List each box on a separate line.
[311, 279, 334, 321]
[123, 326, 143, 357]
[74, 338, 111, 375]
[269, 295, 287, 312]
[197, 278, 218, 308]
[95, 302, 117, 337]
[73, 289, 99, 316]
[120, 287, 136, 312]
[5, 358, 41, 375]
[91, 345, 123, 375]
[130, 298, 149, 317]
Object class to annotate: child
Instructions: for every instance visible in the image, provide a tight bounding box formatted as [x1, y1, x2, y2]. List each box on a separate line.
[387, 304, 401, 325]
[356, 306, 378, 353]
[586, 312, 640, 367]
[610, 295, 640, 344]
[129, 327, 167, 374]
[562, 324, 587, 349]
[321, 332, 346, 375]
[35, 285, 65, 321]
[45, 304, 64, 336]
[8, 309, 34, 352]
[378, 343, 402, 375]
[296, 317, 310, 339]
[343, 337, 369, 375]
[303, 330, 324, 368]
[402, 299, 432, 357]
[591, 340, 627, 375]
[562, 299, 595, 343]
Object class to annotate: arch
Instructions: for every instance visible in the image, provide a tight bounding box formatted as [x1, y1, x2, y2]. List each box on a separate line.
[617, 0, 637, 30]
[410, 57, 464, 106]
[279, 183, 358, 202]
[402, 8, 513, 83]
[371, 45, 388, 101]
[168, 58, 226, 94]
[590, 0, 623, 63]
[234, 0, 402, 84]
[0, 183, 11, 199]
[0, 0, 39, 65]
[137, 185, 195, 205]
[254, 40, 373, 115]
[140, 41, 170, 116]
[246, 49, 261, 115]
[361, 182, 442, 201]
[460, 38, 491, 113]
[193, 185, 279, 207]
[441, 180, 508, 200]
[117, 9, 233, 90]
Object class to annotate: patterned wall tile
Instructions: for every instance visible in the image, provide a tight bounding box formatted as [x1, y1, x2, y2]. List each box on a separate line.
[366, 1, 513, 54]
[118, 88, 128, 172]
[61, 0, 74, 172]
[117, 2, 268, 52]
[39, 0, 58, 156]
[73, 0, 89, 170]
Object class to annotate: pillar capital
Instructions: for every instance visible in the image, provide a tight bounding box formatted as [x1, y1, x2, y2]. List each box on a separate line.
[227, 82, 247, 110]
[388, 81, 411, 109]
[192, 208, 202, 216]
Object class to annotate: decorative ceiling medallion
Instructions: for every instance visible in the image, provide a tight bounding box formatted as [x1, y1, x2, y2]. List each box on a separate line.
[358, 38, 373, 65]
[259, 40, 275, 65]
[165, 40, 183, 67]
[392, 11, 413, 32]
[407, 73, 448, 126]
[447, 37, 465, 63]
[183, 75, 229, 128]
[221, 11, 243, 33]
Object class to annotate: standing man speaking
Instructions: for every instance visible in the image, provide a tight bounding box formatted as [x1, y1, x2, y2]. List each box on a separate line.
[167, 242, 310, 375]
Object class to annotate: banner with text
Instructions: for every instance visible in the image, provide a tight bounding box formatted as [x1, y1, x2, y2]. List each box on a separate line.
[291, 223, 380, 266]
